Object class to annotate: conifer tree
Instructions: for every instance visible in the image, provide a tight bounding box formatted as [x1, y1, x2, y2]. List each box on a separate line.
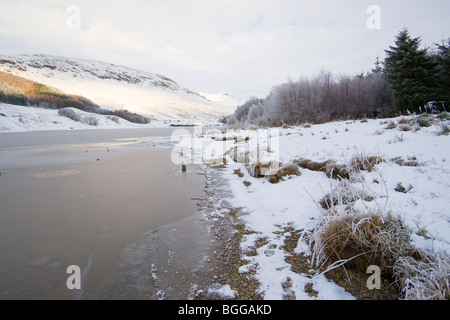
[383, 28, 438, 112]
[434, 39, 450, 104]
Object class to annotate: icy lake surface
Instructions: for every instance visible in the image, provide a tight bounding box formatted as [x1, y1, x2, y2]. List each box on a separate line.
[0, 128, 215, 299]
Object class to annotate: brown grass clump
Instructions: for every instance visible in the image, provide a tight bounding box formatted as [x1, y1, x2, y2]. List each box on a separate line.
[233, 169, 244, 178]
[385, 121, 397, 130]
[324, 163, 349, 180]
[350, 154, 384, 172]
[267, 163, 301, 184]
[391, 156, 421, 167]
[311, 209, 415, 276]
[294, 158, 349, 180]
[295, 159, 328, 172]
[397, 118, 411, 125]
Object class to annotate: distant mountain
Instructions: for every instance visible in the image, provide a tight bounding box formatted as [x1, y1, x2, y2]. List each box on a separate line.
[0, 54, 233, 121]
[199, 92, 243, 109]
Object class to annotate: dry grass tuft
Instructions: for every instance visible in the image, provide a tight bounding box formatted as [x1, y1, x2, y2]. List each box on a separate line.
[391, 156, 421, 167]
[397, 117, 411, 125]
[311, 208, 418, 277]
[385, 121, 397, 130]
[295, 159, 349, 180]
[295, 159, 327, 172]
[350, 154, 384, 172]
[324, 163, 349, 180]
[233, 169, 244, 178]
[267, 163, 301, 184]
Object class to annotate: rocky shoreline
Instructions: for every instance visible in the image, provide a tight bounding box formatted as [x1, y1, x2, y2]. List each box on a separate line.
[188, 164, 263, 300]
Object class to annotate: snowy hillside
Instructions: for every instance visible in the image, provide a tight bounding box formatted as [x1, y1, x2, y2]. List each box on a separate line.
[199, 92, 243, 109]
[0, 54, 233, 121]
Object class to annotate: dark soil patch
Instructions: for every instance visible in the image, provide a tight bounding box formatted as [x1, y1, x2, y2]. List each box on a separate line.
[320, 263, 401, 300]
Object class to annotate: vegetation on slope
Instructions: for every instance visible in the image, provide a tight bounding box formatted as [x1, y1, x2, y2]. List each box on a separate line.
[0, 71, 150, 124]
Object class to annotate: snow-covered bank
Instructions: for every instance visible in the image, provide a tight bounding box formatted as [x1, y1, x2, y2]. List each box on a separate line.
[175, 114, 450, 300]
[0, 103, 223, 133]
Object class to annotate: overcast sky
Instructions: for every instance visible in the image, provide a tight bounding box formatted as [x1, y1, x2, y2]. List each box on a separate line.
[0, 0, 449, 100]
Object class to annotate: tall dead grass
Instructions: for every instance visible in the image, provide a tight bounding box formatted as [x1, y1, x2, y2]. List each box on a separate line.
[310, 208, 416, 276]
[349, 152, 385, 172]
[394, 252, 450, 300]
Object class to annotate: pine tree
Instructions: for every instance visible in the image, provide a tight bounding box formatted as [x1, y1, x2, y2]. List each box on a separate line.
[434, 39, 450, 104]
[383, 28, 438, 112]
[372, 54, 383, 74]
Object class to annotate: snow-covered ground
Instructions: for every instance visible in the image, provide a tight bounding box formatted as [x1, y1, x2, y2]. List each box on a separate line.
[0, 103, 224, 133]
[173, 115, 450, 299]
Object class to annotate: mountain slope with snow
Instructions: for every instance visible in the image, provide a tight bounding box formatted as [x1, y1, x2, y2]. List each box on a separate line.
[199, 92, 243, 109]
[0, 54, 232, 121]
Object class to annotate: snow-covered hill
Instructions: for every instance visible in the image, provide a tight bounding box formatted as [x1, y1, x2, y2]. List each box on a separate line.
[0, 54, 233, 121]
[199, 92, 244, 109]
